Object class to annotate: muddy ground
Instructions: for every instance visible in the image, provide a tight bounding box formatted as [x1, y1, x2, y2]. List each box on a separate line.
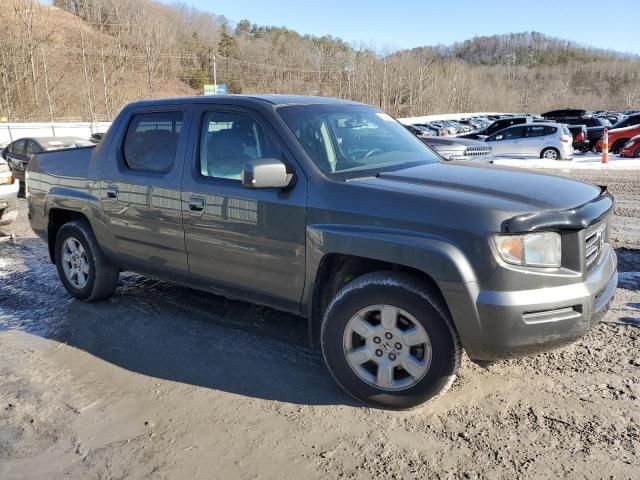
[1, 169, 639, 479]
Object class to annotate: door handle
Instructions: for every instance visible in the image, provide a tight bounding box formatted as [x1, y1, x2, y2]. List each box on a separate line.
[105, 185, 118, 199]
[188, 196, 205, 213]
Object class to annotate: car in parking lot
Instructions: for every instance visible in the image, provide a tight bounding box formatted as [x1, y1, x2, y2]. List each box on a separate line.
[0, 157, 19, 226]
[567, 124, 590, 152]
[484, 122, 573, 160]
[610, 113, 640, 131]
[420, 136, 493, 162]
[2, 136, 94, 191]
[596, 124, 640, 154]
[619, 134, 640, 158]
[405, 124, 433, 138]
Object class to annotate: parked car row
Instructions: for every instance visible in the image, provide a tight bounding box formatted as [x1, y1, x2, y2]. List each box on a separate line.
[406, 108, 640, 161]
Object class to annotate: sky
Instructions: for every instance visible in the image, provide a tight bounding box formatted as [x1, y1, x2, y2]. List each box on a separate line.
[173, 0, 640, 55]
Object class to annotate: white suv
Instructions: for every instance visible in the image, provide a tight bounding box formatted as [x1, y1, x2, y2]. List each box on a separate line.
[484, 122, 573, 160]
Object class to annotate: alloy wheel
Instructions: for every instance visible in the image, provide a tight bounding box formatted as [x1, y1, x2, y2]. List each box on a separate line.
[343, 305, 432, 391]
[61, 237, 90, 289]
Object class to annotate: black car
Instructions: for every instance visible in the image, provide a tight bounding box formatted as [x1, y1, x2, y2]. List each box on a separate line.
[611, 113, 640, 130]
[2, 136, 93, 193]
[90, 132, 105, 143]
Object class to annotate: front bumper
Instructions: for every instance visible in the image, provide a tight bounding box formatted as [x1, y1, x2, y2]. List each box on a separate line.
[467, 245, 617, 360]
[0, 178, 19, 208]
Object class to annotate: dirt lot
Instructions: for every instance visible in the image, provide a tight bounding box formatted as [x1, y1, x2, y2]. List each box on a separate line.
[1, 169, 639, 479]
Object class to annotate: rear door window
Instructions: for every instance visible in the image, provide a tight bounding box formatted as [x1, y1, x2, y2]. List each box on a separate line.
[545, 126, 558, 135]
[13, 140, 26, 156]
[495, 126, 525, 140]
[123, 111, 183, 172]
[526, 125, 547, 137]
[25, 140, 40, 155]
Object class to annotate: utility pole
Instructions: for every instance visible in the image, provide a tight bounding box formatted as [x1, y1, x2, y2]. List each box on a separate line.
[41, 45, 56, 135]
[213, 54, 217, 89]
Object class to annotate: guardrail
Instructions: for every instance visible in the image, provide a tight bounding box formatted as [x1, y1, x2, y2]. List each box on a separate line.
[0, 122, 112, 145]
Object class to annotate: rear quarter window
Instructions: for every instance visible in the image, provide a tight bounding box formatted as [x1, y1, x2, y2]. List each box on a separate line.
[123, 111, 183, 172]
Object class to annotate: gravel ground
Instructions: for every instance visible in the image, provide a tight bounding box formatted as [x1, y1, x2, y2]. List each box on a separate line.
[1, 169, 639, 479]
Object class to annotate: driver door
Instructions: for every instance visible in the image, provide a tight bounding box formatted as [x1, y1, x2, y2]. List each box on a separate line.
[181, 106, 307, 313]
[487, 125, 526, 157]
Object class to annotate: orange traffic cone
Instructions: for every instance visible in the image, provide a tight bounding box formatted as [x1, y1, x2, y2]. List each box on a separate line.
[602, 128, 608, 163]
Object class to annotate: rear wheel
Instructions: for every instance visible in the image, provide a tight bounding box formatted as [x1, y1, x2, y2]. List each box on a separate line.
[611, 139, 628, 155]
[541, 147, 560, 160]
[321, 272, 461, 410]
[55, 220, 119, 301]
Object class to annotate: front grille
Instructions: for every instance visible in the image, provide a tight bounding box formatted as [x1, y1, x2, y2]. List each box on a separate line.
[585, 221, 606, 269]
[464, 146, 492, 158]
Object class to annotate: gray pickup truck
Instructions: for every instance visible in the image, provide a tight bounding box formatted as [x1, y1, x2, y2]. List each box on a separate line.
[26, 96, 617, 409]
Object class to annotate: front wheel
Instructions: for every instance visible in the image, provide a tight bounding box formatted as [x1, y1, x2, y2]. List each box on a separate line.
[55, 220, 119, 301]
[321, 272, 461, 409]
[541, 147, 560, 160]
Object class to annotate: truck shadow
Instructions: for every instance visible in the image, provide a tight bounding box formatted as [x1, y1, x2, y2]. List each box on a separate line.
[0, 239, 354, 407]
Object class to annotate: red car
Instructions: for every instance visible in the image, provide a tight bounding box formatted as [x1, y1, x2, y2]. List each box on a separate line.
[620, 135, 640, 158]
[596, 124, 640, 154]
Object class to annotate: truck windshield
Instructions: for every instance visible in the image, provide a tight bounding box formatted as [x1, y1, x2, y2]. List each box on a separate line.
[276, 104, 440, 178]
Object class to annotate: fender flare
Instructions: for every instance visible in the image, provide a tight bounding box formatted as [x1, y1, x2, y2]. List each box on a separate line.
[302, 224, 480, 344]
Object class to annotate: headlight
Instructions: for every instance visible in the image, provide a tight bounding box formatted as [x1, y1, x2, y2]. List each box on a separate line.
[493, 232, 561, 267]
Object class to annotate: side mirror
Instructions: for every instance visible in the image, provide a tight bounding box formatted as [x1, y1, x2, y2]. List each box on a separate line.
[241, 158, 292, 189]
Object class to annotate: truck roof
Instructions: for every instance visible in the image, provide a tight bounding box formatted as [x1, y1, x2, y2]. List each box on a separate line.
[127, 94, 366, 109]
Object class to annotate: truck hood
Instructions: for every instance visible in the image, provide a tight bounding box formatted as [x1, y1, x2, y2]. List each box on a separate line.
[354, 162, 601, 212]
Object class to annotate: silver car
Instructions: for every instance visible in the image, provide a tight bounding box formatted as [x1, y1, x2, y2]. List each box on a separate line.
[423, 137, 493, 162]
[483, 122, 573, 160]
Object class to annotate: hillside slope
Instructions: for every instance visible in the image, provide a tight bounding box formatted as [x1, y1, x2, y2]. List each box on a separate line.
[0, 0, 638, 121]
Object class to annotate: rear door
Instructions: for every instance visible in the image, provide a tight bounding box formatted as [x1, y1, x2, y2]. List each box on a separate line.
[181, 106, 307, 313]
[524, 125, 548, 156]
[98, 108, 192, 280]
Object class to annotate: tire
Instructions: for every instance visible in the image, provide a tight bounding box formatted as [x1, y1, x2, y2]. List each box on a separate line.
[320, 272, 461, 410]
[0, 200, 17, 226]
[540, 147, 560, 160]
[578, 145, 591, 153]
[54, 220, 119, 301]
[611, 140, 627, 155]
[634, 148, 640, 158]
